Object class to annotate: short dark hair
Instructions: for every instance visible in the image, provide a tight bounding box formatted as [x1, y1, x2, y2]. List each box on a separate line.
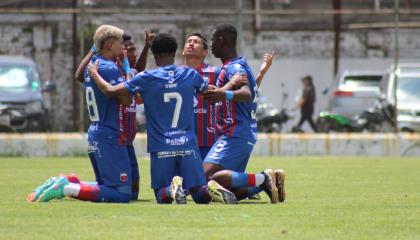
[151, 33, 178, 55]
[214, 23, 237, 47]
[122, 33, 132, 42]
[186, 32, 208, 50]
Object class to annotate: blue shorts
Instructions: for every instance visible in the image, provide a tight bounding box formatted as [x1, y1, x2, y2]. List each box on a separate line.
[199, 146, 212, 161]
[88, 140, 132, 194]
[150, 148, 206, 190]
[203, 136, 255, 172]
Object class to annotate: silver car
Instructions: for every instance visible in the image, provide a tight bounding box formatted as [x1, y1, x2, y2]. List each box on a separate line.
[327, 71, 384, 119]
[383, 63, 420, 132]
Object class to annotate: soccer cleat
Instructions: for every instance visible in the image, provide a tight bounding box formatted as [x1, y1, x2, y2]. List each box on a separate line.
[37, 176, 69, 202]
[207, 180, 238, 204]
[27, 177, 57, 202]
[170, 176, 186, 204]
[274, 169, 287, 202]
[260, 169, 279, 204]
[248, 193, 261, 200]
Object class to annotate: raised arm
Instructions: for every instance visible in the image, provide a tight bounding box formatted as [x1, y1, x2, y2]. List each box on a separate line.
[87, 60, 129, 97]
[74, 48, 95, 83]
[255, 50, 275, 87]
[134, 29, 155, 72]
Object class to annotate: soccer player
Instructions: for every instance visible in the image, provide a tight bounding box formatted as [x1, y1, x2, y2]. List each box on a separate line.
[28, 25, 136, 203]
[203, 24, 286, 204]
[72, 31, 153, 201]
[88, 33, 237, 204]
[183, 33, 275, 160]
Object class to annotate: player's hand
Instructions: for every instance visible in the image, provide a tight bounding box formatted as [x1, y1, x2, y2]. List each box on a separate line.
[207, 84, 217, 91]
[229, 74, 248, 88]
[87, 60, 99, 76]
[144, 29, 155, 48]
[122, 49, 128, 58]
[260, 50, 276, 74]
[203, 88, 226, 102]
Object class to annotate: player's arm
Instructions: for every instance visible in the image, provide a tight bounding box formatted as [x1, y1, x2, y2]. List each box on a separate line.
[88, 60, 129, 97]
[74, 47, 95, 83]
[255, 51, 275, 87]
[204, 84, 252, 102]
[219, 74, 248, 91]
[134, 29, 155, 72]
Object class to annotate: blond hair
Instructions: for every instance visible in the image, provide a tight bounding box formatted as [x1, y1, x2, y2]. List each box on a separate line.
[93, 25, 124, 51]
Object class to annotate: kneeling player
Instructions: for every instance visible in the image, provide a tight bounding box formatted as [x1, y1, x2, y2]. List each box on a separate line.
[88, 33, 237, 204]
[28, 25, 135, 203]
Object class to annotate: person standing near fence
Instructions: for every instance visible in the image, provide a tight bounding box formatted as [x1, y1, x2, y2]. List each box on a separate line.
[295, 75, 318, 133]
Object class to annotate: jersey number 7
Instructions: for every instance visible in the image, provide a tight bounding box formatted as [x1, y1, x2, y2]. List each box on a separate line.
[164, 92, 182, 128]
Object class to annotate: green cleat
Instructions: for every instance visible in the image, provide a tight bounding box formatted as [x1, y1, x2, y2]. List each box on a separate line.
[208, 180, 238, 204]
[37, 177, 69, 202]
[27, 177, 57, 202]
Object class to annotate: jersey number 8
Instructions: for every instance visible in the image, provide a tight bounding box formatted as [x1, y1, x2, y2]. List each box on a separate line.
[85, 86, 99, 121]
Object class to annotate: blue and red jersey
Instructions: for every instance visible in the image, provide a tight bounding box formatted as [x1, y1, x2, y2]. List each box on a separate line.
[193, 63, 221, 147]
[124, 64, 207, 153]
[215, 57, 258, 142]
[83, 55, 130, 145]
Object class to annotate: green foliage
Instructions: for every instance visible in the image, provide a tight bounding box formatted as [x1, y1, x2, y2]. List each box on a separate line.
[0, 156, 419, 240]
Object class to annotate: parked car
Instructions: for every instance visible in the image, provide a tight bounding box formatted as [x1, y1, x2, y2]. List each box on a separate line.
[325, 71, 385, 119]
[0, 56, 55, 132]
[382, 63, 420, 132]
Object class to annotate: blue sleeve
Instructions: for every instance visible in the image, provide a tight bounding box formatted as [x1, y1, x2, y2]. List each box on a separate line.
[193, 71, 208, 93]
[230, 63, 247, 79]
[124, 72, 147, 94]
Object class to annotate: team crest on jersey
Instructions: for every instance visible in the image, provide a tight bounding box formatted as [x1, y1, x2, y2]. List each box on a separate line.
[120, 172, 128, 182]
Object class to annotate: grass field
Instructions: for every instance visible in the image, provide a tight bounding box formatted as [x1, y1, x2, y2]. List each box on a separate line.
[0, 156, 419, 240]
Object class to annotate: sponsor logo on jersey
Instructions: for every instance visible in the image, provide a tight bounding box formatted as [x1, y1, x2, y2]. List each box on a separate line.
[156, 149, 195, 158]
[194, 108, 207, 114]
[165, 136, 189, 146]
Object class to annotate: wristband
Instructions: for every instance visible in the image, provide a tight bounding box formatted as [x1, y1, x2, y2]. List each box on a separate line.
[122, 57, 131, 75]
[225, 90, 234, 101]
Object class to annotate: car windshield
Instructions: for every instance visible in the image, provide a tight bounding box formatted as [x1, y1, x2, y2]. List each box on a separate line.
[397, 76, 420, 102]
[343, 75, 383, 87]
[0, 64, 40, 92]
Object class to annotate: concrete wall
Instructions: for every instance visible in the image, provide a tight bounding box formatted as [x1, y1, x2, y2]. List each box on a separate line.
[2, 12, 420, 131]
[1, 133, 419, 157]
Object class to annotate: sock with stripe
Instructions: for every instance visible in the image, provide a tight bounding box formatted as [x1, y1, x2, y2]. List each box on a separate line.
[231, 172, 265, 188]
[191, 185, 211, 204]
[154, 187, 172, 204]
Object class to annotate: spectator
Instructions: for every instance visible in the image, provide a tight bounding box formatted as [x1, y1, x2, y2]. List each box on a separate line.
[294, 75, 318, 132]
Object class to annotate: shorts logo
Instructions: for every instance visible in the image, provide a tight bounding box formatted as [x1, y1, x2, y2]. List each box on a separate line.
[120, 172, 128, 182]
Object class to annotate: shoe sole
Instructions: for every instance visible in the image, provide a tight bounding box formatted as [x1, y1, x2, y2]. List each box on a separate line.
[208, 180, 238, 204]
[275, 169, 287, 202]
[171, 176, 186, 204]
[264, 170, 279, 204]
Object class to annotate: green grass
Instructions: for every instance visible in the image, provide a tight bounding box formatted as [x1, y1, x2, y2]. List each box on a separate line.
[0, 156, 419, 240]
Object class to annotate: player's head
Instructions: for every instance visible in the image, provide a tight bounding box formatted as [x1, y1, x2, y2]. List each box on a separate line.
[93, 25, 124, 58]
[122, 33, 137, 67]
[182, 32, 208, 60]
[211, 23, 237, 58]
[150, 33, 178, 66]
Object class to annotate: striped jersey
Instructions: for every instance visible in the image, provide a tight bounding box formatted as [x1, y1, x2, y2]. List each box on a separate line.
[193, 63, 221, 147]
[215, 57, 258, 142]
